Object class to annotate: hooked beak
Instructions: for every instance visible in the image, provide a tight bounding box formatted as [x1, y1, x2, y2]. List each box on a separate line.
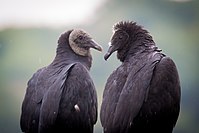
[89, 39, 103, 52]
[104, 43, 117, 60]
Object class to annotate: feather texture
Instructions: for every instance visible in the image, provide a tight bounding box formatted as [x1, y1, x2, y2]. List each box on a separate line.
[101, 21, 181, 133]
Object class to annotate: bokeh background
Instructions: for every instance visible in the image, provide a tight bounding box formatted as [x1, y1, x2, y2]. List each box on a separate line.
[0, 0, 199, 132]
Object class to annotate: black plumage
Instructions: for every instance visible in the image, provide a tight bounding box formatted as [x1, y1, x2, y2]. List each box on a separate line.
[20, 29, 102, 133]
[100, 21, 181, 133]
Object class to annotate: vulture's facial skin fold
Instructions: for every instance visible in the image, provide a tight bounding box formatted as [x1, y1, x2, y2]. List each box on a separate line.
[69, 29, 102, 56]
[101, 21, 181, 133]
[20, 29, 99, 133]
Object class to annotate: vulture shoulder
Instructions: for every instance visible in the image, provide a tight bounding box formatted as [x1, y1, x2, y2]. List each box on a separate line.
[131, 57, 181, 132]
[146, 57, 181, 116]
[60, 62, 98, 125]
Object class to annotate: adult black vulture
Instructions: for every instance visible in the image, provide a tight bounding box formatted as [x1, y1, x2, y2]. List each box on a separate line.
[20, 29, 102, 133]
[100, 21, 181, 133]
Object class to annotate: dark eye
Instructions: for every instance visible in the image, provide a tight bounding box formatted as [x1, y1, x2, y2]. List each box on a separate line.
[119, 35, 123, 39]
[78, 35, 83, 40]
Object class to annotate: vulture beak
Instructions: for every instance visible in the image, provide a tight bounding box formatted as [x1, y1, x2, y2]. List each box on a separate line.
[89, 39, 103, 52]
[104, 43, 117, 60]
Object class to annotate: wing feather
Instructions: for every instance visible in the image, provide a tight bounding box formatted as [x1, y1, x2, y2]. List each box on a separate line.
[101, 52, 164, 132]
[64, 63, 97, 125]
[20, 68, 45, 132]
[38, 63, 75, 132]
[20, 63, 76, 132]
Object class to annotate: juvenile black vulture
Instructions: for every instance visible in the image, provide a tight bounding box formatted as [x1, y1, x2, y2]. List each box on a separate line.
[100, 21, 181, 133]
[20, 29, 102, 133]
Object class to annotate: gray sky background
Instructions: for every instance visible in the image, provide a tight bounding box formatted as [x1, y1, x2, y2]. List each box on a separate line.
[0, 0, 106, 28]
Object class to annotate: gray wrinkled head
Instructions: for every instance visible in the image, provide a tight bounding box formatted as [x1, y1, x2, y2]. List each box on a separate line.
[69, 29, 102, 56]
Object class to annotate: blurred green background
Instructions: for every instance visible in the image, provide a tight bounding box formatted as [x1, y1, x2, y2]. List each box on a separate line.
[0, 0, 199, 132]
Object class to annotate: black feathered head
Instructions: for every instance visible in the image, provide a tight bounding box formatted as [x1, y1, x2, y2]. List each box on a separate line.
[113, 21, 139, 33]
[104, 21, 154, 61]
[69, 29, 102, 56]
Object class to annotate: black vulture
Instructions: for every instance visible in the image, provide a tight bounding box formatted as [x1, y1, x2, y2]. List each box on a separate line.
[20, 29, 102, 133]
[100, 21, 181, 133]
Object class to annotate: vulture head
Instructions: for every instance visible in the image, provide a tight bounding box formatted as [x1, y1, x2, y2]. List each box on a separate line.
[69, 29, 102, 56]
[104, 21, 154, 61]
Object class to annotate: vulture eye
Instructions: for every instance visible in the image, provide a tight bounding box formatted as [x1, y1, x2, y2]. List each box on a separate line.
[119, 36, 123, 39]
[78, 35, 83, 40]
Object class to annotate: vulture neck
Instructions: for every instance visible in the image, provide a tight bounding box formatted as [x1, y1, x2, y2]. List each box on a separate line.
[52, 31, 92, 70]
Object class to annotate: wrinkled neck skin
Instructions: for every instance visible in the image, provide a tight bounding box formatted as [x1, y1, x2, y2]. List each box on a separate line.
[51, 30, 92, 70]
[69, 38, 90, 56]
[117, 31, 157, 62]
